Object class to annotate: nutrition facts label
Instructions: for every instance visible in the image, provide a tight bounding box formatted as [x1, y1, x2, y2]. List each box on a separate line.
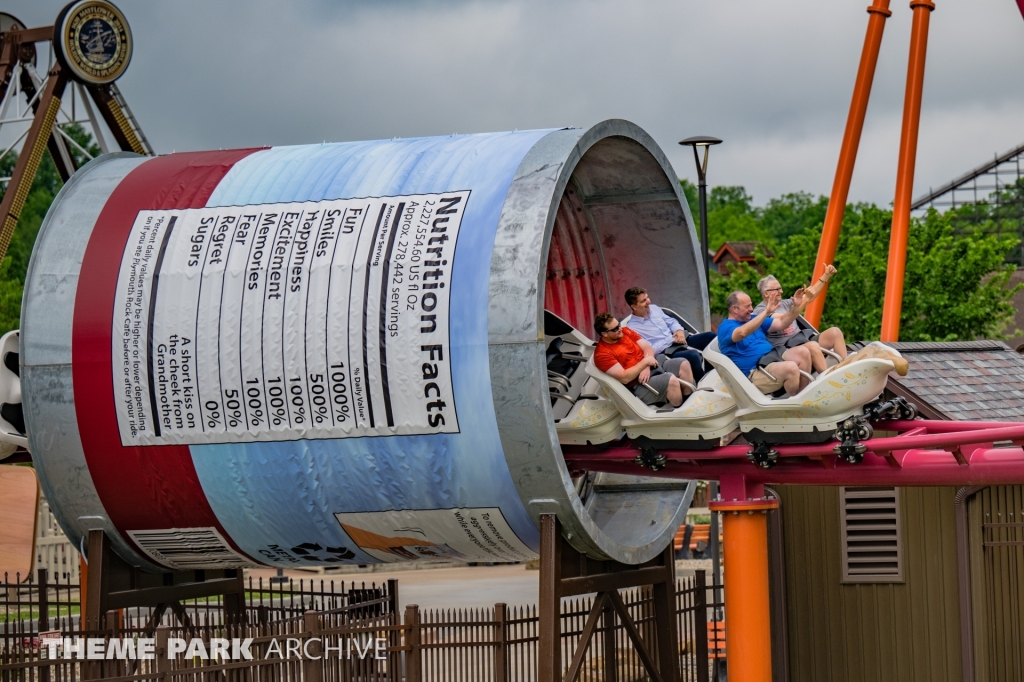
[111, 192, 468, 446]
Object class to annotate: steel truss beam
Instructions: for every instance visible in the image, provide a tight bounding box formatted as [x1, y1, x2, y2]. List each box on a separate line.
[0, 22, 151, 269]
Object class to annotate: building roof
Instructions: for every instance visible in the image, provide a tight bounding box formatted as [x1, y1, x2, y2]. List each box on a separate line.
[712, 241, 774, 263]
[876, 340, 1024, 422]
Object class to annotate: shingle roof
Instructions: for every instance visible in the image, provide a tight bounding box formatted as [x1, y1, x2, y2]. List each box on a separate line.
[872, 340, 1024, 422]
[712, 241, 775, 262]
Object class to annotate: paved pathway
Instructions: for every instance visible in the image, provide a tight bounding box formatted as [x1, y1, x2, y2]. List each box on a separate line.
[248, 559, 714, 612]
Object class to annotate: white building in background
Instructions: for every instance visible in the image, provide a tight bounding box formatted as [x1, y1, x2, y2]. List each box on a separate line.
[35, 495, 79, 584]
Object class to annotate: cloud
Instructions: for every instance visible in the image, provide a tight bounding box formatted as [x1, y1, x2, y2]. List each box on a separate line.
[5, 0, 1024, 205]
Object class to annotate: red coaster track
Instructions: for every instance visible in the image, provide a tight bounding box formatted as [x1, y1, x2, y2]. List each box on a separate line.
[563, 419, 1024, 487]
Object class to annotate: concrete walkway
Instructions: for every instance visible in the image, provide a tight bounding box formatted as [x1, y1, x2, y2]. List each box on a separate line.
[247, 559, 713, 612]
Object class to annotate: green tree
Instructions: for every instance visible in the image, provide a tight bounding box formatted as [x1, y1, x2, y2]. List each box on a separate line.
[759, 192, 829, 243]
[679, 181, 771, 250]
[710, 205, 1022, 342]
[679, 180, 827, 250]
[0, 124, 99, 332]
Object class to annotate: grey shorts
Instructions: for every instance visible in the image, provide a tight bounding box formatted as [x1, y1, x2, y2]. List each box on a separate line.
[770, 328, 819, 350]
[631, 356, 686, 405]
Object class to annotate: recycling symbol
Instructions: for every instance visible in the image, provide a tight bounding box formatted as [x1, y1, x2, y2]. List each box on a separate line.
[291, 542, 356, 562]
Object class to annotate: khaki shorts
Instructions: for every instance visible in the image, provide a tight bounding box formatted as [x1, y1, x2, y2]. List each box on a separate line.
[749, 365, 785, 394]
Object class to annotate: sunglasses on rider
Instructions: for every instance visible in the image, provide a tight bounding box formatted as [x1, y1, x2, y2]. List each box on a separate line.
[602, 324, 622, 335]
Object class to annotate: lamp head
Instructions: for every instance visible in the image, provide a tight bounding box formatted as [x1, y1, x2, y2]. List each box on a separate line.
[679, 136, 723, 148]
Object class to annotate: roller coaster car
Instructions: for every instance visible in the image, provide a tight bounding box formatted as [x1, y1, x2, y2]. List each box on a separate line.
[701, 338, 903, 446]
[0, 330, 27, 460]
[565, 305, 741, 448]
[584, 359, 738, 449]
[545, 312, 625, 446]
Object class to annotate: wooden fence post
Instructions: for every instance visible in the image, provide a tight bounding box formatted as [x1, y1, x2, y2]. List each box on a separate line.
[602, 599, 617, 682]
[303, 611, 322, 682]
[85, 530, 107, 631]
[387, 579, 400, 677]
[653, 546, 680, 682]
[223, 571, 246, 625]
[37, 568, 50, 682]
[155, 626, 171, 677]
[106, 609, 122, 679]
[538, 515, 561, 682]
[36, 568, 49, 631]
[404, 605, 421, 682]
[387, 579, 399, 616]
[694, 571, 710, 682]
[494, 603, 507, 682]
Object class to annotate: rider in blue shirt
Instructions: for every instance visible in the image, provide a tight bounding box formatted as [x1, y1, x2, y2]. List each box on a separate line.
[717, 316, 775, 375]
[717, 290, 812, 396]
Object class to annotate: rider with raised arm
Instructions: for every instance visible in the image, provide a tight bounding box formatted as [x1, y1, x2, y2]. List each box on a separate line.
[717, 290, 812, 396]
[752, 265, 847, 372]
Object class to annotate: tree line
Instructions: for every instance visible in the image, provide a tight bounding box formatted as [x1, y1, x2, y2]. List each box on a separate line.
[680, 179, 1023, 342]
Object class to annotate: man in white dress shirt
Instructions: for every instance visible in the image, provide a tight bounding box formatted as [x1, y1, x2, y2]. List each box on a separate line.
[623, 287, 716, 383]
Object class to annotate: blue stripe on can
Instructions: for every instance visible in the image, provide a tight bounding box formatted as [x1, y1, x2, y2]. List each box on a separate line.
[190, 130, 553, 566]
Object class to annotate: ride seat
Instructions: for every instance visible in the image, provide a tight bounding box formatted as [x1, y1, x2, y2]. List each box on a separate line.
[701, 338, 902, 441]
[547, 337, 580, 380]
[584, 357, 738, 445]
[554, 382, 625, 446]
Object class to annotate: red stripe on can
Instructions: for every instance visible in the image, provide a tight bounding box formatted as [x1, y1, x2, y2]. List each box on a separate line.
[72, 149, 265, 568]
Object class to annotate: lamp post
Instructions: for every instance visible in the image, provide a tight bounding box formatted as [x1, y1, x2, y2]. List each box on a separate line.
[679, 136, 723, 287]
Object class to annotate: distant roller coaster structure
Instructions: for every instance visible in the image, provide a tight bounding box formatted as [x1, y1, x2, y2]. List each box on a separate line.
[911, 141, 1024, 265]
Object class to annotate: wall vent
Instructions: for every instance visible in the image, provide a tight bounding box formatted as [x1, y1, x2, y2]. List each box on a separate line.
[840, 487, 904, 583]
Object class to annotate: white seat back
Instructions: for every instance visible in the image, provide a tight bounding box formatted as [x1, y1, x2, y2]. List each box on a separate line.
[704, 336, 900, 420]
[584, 357, 652, 422]
[701, 337, 770, 410]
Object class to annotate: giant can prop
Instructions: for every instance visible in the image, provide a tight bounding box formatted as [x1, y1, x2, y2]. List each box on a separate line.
[23, 120, 708, 571]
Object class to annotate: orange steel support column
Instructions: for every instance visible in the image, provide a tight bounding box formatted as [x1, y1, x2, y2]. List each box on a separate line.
[880, 0, 935, 342]
[805, 0, 892, 328]
[709, 494, 778, 682]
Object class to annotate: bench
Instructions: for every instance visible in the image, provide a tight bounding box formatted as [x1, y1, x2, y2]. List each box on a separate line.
[673, 523, 718, 559]
[707, 620, 726, 659]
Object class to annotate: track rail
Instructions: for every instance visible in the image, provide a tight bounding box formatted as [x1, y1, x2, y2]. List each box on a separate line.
[562, 419, 1024, 486]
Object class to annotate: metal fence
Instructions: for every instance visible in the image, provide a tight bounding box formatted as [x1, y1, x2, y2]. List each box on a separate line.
[1, 570, 396, 665]
[401, 571, 721, 682]
[1, 570, 722, 682]
[2, 569, 81, 656]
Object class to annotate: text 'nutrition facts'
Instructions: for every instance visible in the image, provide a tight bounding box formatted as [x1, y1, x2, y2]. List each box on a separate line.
[112, 191, 468, 446]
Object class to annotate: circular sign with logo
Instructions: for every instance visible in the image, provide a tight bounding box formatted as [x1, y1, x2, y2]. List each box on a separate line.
[53, 1, 132, 85]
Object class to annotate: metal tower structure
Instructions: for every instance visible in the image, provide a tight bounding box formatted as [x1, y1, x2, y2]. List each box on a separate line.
[0, 6, 151, 267]
[911, 141, 1024, 265]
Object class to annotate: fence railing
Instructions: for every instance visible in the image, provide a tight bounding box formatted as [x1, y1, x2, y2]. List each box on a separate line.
[1, 570, 396, 664]
[0, 570, 722, 682]
[1, 568, 81, 659]
[403, 573, 716, 682]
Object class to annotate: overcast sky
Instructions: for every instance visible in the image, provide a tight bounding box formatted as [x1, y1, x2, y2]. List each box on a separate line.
[8, 0, 1024, 207]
